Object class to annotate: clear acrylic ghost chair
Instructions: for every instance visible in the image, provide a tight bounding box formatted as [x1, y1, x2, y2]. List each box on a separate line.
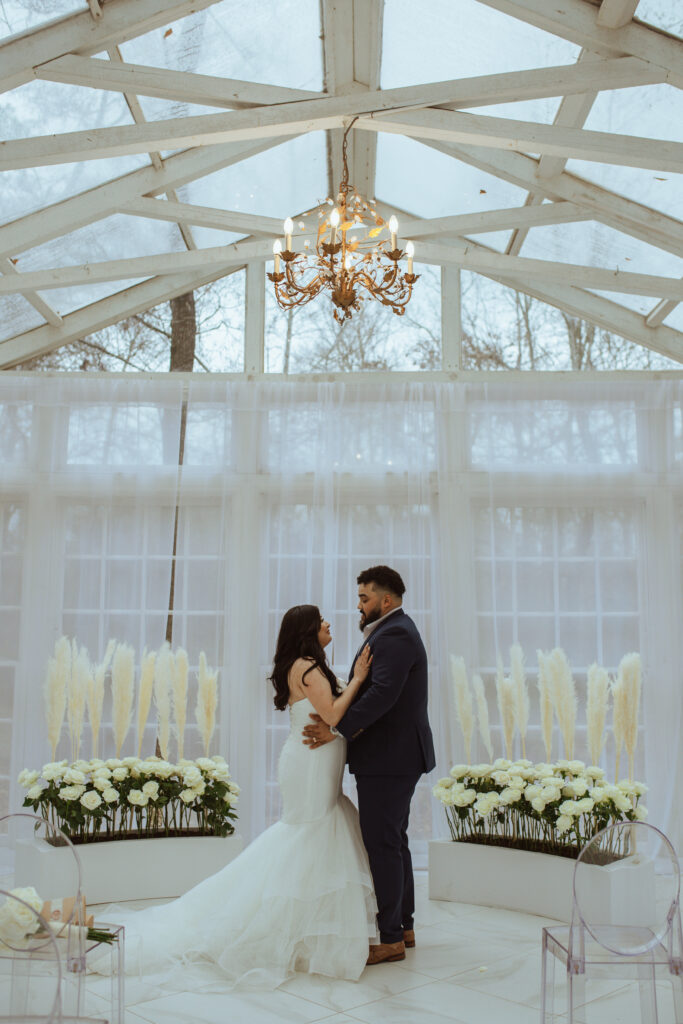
[0, 815, 123, 1024]
[541, 821, 683, 1023]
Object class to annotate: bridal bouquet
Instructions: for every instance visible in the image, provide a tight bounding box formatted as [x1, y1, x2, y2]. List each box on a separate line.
[18, 755, 239, 845]
[0, 887, 115, 948]
[433, 759, 647, 858]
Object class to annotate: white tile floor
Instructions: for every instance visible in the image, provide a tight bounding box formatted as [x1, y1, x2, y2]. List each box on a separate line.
[80, 875, 680, 1024]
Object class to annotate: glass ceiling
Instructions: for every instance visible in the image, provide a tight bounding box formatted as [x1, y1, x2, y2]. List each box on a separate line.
[0, 0, 681, 368]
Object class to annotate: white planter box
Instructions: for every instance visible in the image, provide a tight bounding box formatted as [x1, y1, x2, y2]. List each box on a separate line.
[428, 839, 656, 923]
[15, 834, 244, 905]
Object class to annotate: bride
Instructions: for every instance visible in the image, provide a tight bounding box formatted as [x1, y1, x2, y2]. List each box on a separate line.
[97, 605, 377, 989]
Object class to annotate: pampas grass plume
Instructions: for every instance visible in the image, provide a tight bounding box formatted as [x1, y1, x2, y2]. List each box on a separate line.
[196, 652, 218, 757]
[173, 647, 189, 761]
[472, 674, 493, 761]
[87, 638, 115, 760]
[154, 642, 174, 761]
[586, 663, 610, 767]
[618, 652, 641, 781]
[510, 643, 529, 759]
[536, 650, 554, 762]
[44, 636, 70, 760]
[111, 643, 135, 757]
[69, 645, 90, 762]
[548, 647, 576, 760]
[136, 648, 156, 757]
[495, 655, 516, 760]
[449, 655, 475, 764]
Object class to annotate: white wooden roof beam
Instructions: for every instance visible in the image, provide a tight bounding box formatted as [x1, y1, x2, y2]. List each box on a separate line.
[472, 0, 683, 88]
[120, 198, 283, 237]
[2, 240, 683, 300]
[376, 200, 682, 363]
[0, 0, 223, 94]
[508, 50, 600, 256]
[419, 138, 683, 258]
[3, 57, 671, 173]
[401, 202, 591, 239]
[33, 55, 321, 109]
[597, 0, 641, 30]
[0, 258, 62, 326]
[645, 298, 678, 327]
[0, 136, 291, 262]
[0, 265, 244, 369]
[357, 108, 683, 173]
[104, 46, 197, 250]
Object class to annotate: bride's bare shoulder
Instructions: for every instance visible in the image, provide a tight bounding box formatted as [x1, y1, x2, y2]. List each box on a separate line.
[290, 656, 316, 678]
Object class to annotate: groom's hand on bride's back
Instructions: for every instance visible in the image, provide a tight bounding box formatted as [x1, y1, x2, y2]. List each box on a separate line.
[302, 714, 335, 749]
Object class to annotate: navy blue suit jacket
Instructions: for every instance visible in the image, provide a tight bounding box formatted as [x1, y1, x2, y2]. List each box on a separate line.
[336, 609, 436, 777]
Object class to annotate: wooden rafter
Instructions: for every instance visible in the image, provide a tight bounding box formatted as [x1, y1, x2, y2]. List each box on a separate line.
[597, 0, 641, 30]
[33, 55, 321, 109]
[472, 0, 683, 88]
[0, 0, 223, 94]
[358, 108, 683, 173]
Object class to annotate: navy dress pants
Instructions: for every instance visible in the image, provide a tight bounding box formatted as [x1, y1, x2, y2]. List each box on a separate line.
[355, 773, 422, 945]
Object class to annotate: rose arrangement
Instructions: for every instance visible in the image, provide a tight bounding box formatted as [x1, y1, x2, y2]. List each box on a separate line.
[433, 758, 647, 858]
[0, 887, 115, 948]
[18, 755, 239, 845]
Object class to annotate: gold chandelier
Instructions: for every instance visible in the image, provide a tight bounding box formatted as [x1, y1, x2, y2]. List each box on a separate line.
[268, 119, 418, 323]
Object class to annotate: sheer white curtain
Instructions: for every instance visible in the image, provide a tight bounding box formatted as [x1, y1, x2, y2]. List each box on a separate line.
[1, 375, 681, 857]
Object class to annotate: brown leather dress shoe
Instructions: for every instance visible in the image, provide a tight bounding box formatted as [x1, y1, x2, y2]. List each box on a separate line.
[404, 929, 415, 948]
[366, 940, 406, 965]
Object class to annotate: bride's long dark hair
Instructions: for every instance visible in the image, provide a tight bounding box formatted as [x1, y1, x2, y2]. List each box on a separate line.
[269, 604, 342, 711]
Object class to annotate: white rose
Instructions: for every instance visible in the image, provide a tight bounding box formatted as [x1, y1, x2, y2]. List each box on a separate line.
[26, 785, 43, 801]
[195, 758, 215, 771]
[449, 765, 470, 780]
[111, 767, 128, 782]
[63, 768, 86, 785]
[71, 760, 91, 773]
[179, 789, 196, 804]
[556, 814, 573, 835]
[127, 789, 148, 807]
[41, 763, 66, 782]
[223, 793, 238, 806]
[632, 782, 648, 796]
[152, 761, 174, 779]
[105, 759, 124, 770]
[567, 760, 586, 775]
[1, 887, 43, 938]
[211, 755, 227, 764]
[613, 794, 632, 814]
[80, 790, 102, 811]
[122, 757, 140, 768]
[574, 797, 594, 814]
[18, 770, 39, 788]
[585, 766, 605, 780]
[192, 781, 206, 797]
[559, 799, 580, 817]
[531, 796, 547, 813]
[228, 783, 240, 795]
[453, 788, 477, 807]
[142, 781, 159, 800]
[92, 776, 111, 792]
[634, 804, 648, 820]
[182, 768, 202, 787]
[499, 787, 523, 805]
[102, 787, 119, 804]
[60, 785, 86, 801]
[492, 759, 511, 770]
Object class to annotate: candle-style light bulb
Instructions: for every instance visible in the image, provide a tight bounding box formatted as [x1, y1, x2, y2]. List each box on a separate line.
[389, 215, 398, 250]
[284, 217, 293, 251]
[273, 238, 282, 273]
[330, 207, 340, 245]
[344, 251, 353, 271]
[405, 240, 414, 274]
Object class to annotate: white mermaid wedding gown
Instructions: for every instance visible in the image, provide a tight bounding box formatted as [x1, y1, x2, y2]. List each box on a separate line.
[97, 697, 377, 989]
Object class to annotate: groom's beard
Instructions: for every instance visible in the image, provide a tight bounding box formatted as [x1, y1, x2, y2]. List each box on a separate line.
[359, 607, 381, 631]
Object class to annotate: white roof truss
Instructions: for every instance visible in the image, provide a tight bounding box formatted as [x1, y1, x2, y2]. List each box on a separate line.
[0, 0, 681, 368]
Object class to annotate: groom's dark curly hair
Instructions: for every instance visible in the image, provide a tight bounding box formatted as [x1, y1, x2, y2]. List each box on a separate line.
[357, 565, 405, 598]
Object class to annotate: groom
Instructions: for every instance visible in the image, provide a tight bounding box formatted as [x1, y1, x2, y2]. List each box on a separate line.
[303, 565, 435, 965]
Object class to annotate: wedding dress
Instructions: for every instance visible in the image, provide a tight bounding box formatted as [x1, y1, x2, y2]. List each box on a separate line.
[95, 697, 377, 989]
